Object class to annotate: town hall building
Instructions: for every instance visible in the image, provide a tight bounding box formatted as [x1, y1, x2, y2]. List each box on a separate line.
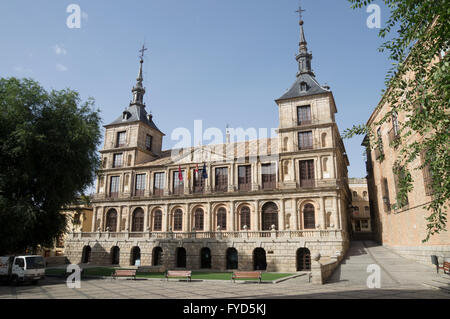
[65, 12, 352, 273]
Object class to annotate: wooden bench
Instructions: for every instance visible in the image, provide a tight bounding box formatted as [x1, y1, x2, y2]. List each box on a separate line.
[112, 269, 136, 280]
[231, 271, 262, 283]
[438, 262, 450, 275]
[165, 270, 192, 282]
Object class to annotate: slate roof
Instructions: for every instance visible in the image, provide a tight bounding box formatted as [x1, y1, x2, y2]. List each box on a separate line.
[276, 72, 330, 102]
[106, 104, 163, 134]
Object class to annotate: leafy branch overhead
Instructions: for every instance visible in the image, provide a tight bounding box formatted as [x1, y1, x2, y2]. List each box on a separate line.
[345, 0, 449, 242]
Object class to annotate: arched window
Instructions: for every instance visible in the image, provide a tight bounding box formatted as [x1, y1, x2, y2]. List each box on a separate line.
[363, 191, 368, 199]
[105, 209, 117, 232]
[194, 208, 204, 231]
[262, 202, 278, 230]
[152, 247, 163, 266]
[353, 191, 358, 199]
[200, 247, 211, 269]
[303, 204, 315, 229]
[132, 208, 144, 232]
[296, 248, 311, 271]
[217, 208, 227, 230]
[173, 209, 183, 231]
[111, 246, 120, 265]
[153, 210, 162, 231]
[253, 248, 267, 271]
[226, 248, 238, 269]
[240, 206, 251, 230]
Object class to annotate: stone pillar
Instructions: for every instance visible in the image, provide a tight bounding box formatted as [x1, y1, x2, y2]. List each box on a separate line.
[279, 199, 285, 231]
[206, 202, 212, 232]
[143, 206, 149, 231]
[98, 207, 105, 231]
[91, 207, 98, 232]
[321, 197, 327, 229]
[254, 200, 259, 231]
[293, 202, 299, 230]
[334, 197, 340, 229]
[164, 169, 170, 196]
[163, 204, 170, 232]
[229, 202, 235, 232]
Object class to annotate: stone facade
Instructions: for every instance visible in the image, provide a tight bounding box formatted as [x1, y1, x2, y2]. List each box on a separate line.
[65, 17, 352, 273]
[364, 53, 449, 265]
[348, 178, 372, 238]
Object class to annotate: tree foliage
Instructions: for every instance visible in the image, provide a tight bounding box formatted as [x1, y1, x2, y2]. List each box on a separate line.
[0, 78, 101, 254]
[344, 0, 449, 242]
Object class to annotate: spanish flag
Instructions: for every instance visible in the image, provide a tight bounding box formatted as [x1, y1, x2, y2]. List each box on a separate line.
[178, 165, 183, 181]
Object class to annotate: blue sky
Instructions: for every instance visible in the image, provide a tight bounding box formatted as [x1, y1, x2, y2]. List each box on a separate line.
[0, 0, 391, 179]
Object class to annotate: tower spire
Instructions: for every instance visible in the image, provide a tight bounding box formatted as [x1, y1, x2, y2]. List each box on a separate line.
[131, 44, 148, 106]
[295, 2, 314, 77]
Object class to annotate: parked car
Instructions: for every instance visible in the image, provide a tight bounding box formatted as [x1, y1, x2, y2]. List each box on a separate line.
[0, 255, 46, 285]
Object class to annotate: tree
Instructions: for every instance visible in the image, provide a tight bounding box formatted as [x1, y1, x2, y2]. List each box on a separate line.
[0, 77, 102, 254]
[343, 0, 449, 242]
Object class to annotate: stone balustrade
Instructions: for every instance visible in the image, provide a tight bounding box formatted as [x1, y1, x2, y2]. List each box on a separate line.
[69, 229, 343, 241]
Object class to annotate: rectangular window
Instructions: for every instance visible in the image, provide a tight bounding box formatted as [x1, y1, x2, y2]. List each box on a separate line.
[145, 135, 152, 152]
[261, 163, 276, 190]
[299, 160, 315, 187]
[135, 174, 146, 196]
[393, 167, 409, 208]
[215, 167, 228, 192]
[153, 172, 165, 196]
[110, 176, 120, 198]
[298, 131, 313, 150]
[193, 169, 205, 193]
[297, 105, 312, 125]
[238, 165, 251, 191]
[116, 131, 126, 147]
[113, 153, 123, 168]
[153, 212, 162, 231]
[173, 170, 185, 195]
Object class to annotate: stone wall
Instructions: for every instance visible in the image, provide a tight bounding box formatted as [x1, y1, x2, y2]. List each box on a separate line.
[385, 245, 450, 266]
[65, 236, 348, 273]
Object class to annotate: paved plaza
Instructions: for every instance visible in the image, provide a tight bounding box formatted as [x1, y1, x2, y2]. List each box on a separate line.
[1, 241, 449, 299]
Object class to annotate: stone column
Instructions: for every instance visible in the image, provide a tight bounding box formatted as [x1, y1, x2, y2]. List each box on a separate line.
[164, 169, 170, 196]
[229, 202, 235, 232]
[293, 202, 299, 230]
[321, 197, 327, 229]
[334, 197, 340, 229]
[206, 202, 212, 232]
[163, 204, 170, 232]
[143, 206, 149, 231]
[279, 199, 285, 231]
[91, 207, 98, 232]
[98, 207, 105, 231]
[254, 200, 259, 231]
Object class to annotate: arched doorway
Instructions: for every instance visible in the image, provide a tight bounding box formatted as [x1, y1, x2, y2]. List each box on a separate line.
[132, 208, 144, 232]
[253, 248, 267, 271]
[130, 246, 141, 266]
[261, 202, 278, 230]
[176, 247, 186, 268]
[105, 209, 118, 232]
[111, 246, 120, 265]
[152, 247, 163, 266]
[226, 248, 238, 270]
[81, 245, 91, 264]
[200, 247, 212, 269]
[296, 248, 311, 271]
[303, 204, 316, 229]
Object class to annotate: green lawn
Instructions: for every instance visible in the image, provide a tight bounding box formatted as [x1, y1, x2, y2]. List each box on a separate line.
[46, 267, 293, 281]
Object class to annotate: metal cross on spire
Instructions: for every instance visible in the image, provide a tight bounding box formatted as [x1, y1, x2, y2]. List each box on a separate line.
[139, 44, 148, 60]
[295, 1, 306, 22]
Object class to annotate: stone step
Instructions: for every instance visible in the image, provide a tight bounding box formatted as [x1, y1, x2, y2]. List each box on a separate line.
[422, 282, 450, 293]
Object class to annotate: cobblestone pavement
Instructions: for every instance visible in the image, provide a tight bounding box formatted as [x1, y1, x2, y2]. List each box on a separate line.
[1, 241, 449, 299]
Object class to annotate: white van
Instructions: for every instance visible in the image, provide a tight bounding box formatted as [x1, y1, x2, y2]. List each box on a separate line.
[0, 255, 46, 285]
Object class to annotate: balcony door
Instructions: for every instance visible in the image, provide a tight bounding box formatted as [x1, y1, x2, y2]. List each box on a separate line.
[299, 160, 315, 187]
